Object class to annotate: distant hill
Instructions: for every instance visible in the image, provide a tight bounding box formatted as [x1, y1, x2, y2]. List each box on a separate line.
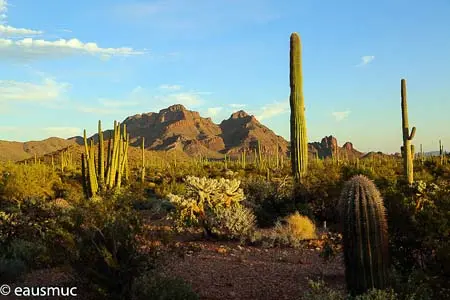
[1, 104, 366, 162]
[0, 137, 76, 162]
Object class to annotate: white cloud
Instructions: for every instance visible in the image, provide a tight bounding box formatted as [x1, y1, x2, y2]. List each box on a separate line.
[0, 24, 42, 36]
[42, 127, 81, 137]
[0, 78, 70, 103]
[206, 107, 223, 117]
[332, 111, 351, 121]
[256, 100, 289, 121]
[0, 38, 145, 61]
[0, 0, 7, 22]
[229, 103, 246, 108]
[357, 55, 375, 66]
[159, 92, 204, 107]
[159, 84, 182, 90]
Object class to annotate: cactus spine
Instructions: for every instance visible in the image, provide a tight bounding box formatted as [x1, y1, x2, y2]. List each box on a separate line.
[289, 32, 308, 181]
[400, 79, 416, 184]
[339, 175, 389, 295]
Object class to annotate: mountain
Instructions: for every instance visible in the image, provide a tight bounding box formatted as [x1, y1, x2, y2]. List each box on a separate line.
[0, 137, 76, 162]
[0, 104, 365, 162]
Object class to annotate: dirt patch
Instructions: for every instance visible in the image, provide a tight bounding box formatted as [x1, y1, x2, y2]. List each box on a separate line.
[162, 240, 345, 300]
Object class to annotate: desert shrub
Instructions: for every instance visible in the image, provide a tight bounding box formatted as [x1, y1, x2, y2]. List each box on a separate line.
[131, 272, 198, 300]
[269, 212, 316, 247]
[0, 162, 60, 204]
[52, 178, 85, 203]
[71, 195, 152, 300]
[0, 198, 76, 268]
[282, 212, 317, 239]
[384, 180, 450, 299]
[5, 238, 48, 267]
[354, 288, 398, 300]
[243, 176, 311, 227]
[301, 162, 343, 226]
[341, 165, 376, 181]
[303, 279, 398, 300]
[319, 232, 342, 262]
[303, 279, 344, 300]
[154, 179, 187, 199]
[206, 203, 256, 241]
[167, 176, 253, 239]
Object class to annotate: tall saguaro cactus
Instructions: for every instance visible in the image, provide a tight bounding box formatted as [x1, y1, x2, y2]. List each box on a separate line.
[339, 175, 389, 295]
[400, 79, 416, 184]
[289, 32, 308, 181]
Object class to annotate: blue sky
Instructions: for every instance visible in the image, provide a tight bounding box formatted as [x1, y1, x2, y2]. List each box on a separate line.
[0, 0, 449, 153]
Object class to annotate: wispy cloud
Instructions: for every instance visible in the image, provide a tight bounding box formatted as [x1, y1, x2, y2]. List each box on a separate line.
[160, 92, 204, 107]
[0, 38, 145, 61]
[332, 111, 351, 121]
[229, 103, 246, 109]
[42, 127, 81, 137]
[0, 0, 8, 22]
[159, 84, 182, 90]
[256, 100, 289, 121]
[0, 78, 70, 103]
[206, 107, 223, 117]
[357, 55, 375, 67]
[0, 24, 42, 36]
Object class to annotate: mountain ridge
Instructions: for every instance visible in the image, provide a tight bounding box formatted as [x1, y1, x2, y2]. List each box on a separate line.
[2, 104, 367, 162]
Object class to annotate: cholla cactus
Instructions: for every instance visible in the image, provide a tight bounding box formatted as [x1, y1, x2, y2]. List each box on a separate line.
[167, 176, 246, 234]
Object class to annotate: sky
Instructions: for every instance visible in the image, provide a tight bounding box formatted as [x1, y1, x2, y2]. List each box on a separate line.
[0, 0, 449, 153]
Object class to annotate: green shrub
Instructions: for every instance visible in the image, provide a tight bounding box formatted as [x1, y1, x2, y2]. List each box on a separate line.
[71, 195, 151, 300]
[0, 162, 60, 204]
[303, 279, 398, 300]
[131, 272, 198, 300]
[0, 198, 76, 268]
[303, 279, 344, 300]
[243, 176, 311, 227]
[385, 180, 450, 299]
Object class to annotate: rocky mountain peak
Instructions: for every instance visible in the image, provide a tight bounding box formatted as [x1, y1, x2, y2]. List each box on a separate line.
[342, 142, 354, 151]
[230, 110, 250, 119]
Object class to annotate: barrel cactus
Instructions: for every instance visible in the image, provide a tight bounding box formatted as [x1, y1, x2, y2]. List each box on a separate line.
[339, 175, 389, 295]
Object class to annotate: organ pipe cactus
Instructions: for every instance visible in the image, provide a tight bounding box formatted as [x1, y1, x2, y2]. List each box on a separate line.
[400, 79, 416, 184]
[82, 120, 129, 198]
[339, 175, 389, 296]
[98, 120, 105, 189]
[141, 137, 145, 183]
[289, 32, 308, 181]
